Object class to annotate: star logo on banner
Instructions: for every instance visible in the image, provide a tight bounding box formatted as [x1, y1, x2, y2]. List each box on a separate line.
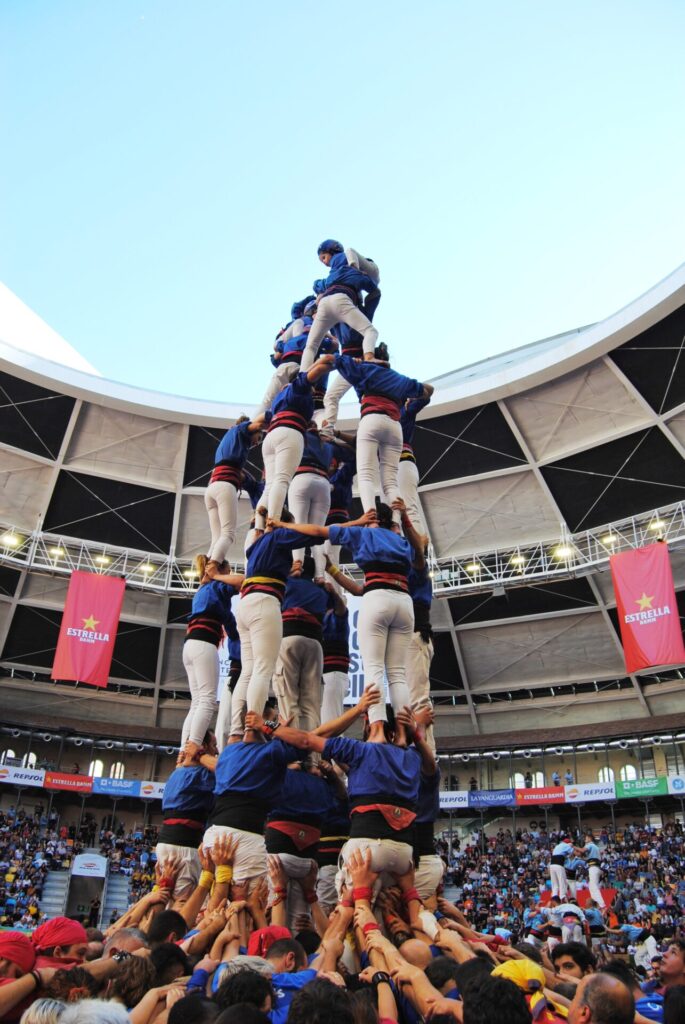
[82, 614, 100, 630]
[635, 593, 655, 611]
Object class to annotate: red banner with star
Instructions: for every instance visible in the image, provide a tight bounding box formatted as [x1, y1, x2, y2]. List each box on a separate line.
[52, 571, 125, 688]
[610, 543, 685, 674]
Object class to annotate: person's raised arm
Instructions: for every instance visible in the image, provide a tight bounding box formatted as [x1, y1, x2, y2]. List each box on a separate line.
[209, 572, 245, 587]
[268, 518, 330, 538]
[392, 498, 426, 568]
[314, 684, 381, 737]
[396, 707, 436, 776]
[421, 382, 434, 398]
[306, 354, 336, 383]
[267, 855, 289, 929]
[245, 712, 327, 753]
[178, 844, 215, 927]
[325, 558, 363, 597]
[323, 579, 348, 615]
[248, 413, 268, 434]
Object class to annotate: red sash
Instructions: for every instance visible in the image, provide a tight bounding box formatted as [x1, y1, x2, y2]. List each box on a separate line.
[361, 395, 401, 421]
[268, 821, 321, 850]
[351, 804, 416, 831]
[269, 410, 309, 434]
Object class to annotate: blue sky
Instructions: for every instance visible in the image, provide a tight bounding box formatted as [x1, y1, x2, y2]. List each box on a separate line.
[1, 1, 684, 404]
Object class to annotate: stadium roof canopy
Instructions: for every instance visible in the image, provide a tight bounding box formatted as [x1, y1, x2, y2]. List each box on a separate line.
[1, 265, 685, 747]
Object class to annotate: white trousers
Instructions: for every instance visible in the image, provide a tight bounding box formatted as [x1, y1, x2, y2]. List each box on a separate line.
[357, 414, 402, 516]
[230, 593, 282, 735]
[562, 920, 583, 943]
[359, 590, 413, 724]
[549, 864, 568, 899]
[181, 640, 219, 747]
[301, 295, 378, 371]
[202, 824, 266, 885]
[588, 865, 605, 907]
[267, 852, 316, 932]
[316, 863, 338, 916]
[272, 635, 323, 733]
[415, 854, 445, 902]
[336, 837, 413, 900]
[155, 843, 201, 901]
[215, 680, 232, 753]
[406, 632, 435, 752]
[287, 473, 331, 578]
[257, 361, 299, 416]
[398, 459, 426, 536]
[205, 481, 239, 565]
[322, 373, 353, 428]
[345, 249, 380, 285]
[258, 426, 304, 529]
[321, 670, 348, 723]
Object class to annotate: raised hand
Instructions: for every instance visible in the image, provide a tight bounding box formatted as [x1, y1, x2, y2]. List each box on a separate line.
[212, 833, 239, 867]
[267, 854, 288, 891]
[357, 684, 382, 714]
[245, 711, 265, 732]
[346, 847, 378, 890]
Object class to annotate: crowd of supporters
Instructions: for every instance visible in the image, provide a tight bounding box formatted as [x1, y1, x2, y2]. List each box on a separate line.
[0, 812, 684, 1022]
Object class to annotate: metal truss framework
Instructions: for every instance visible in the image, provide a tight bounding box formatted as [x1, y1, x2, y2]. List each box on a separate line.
[1, 500, 684, 598]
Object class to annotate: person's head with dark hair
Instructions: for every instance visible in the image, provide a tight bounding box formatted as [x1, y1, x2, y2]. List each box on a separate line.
[108, 955, 157, 1008]
[454, 957, 495, 1003]
[374, 501, 394, 531]
[294, 928, 320, 957]
[214, 969, 274, 1013]
[513, 942, 544, 965]
[463, 975, 531, 1024]
[44, 966, 100, 1003]
[426, 955, 461, 994]
[286, 978, 354, 1024]
[661, 940, 685, 989]
[301, 555, 316, 580]
[568, 973, 635, 1024]
[350, 987, 379, 1024]
[146, 910, 188, 947]
[598, 960, 641, 996]
[169, 994, 219, 1024]
[264, 938, 307, 973]
[149, 942, 190, 984]
[215, 1006, 270, 1024]
[664, 984, 685, 1024]
[551, 942, 597, 979]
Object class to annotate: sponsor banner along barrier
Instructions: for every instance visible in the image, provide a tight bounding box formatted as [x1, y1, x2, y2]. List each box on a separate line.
[516, 786, 565, 805]
[139, 780, 165, 800]
[616, 777, 668, 799]
[469, 789, 515, 808]
[439, 790, 469, 809]
[92, 778, 141, 797]
[0, 766, 45, 788]
[1, 770, 683, 807]
[564, 782, 616, 802]
[44, 771, 93, 794]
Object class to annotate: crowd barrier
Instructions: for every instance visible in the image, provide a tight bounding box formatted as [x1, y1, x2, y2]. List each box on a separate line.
[439, 775, 685, 809]
[2, 764, 685, 808]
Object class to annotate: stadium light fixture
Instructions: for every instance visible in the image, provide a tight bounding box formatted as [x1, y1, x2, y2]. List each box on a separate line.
[94, 554, 111, 565]
[2, 532, 21, 548]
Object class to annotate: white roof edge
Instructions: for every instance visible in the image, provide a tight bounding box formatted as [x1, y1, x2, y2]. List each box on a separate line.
[1, 262, 684, 429]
